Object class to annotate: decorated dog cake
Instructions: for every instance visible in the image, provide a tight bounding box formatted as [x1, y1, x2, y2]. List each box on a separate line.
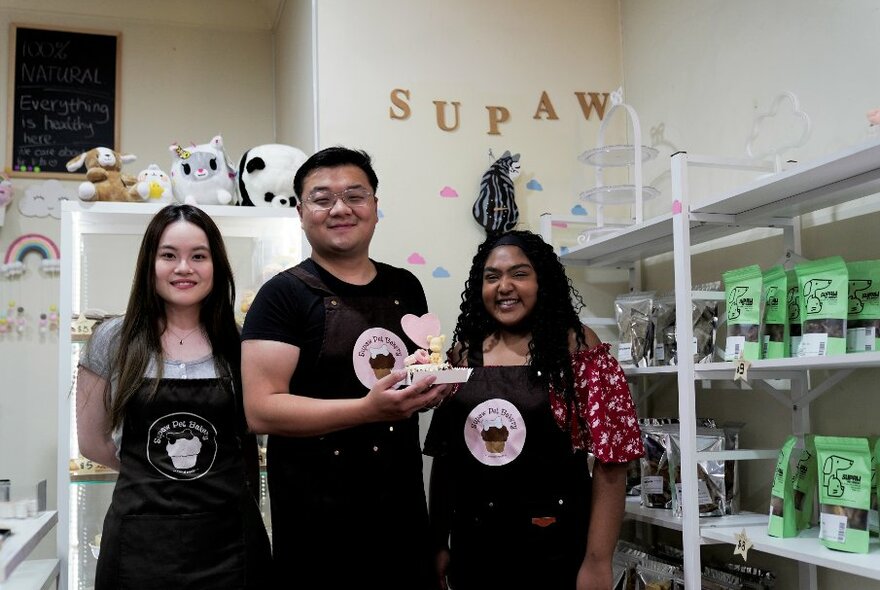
[400, 313, 472, 385]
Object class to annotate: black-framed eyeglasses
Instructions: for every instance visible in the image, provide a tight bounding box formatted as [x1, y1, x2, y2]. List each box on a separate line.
[303, 188, 374, 211]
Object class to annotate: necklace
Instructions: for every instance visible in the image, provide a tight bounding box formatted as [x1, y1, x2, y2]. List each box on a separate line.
[165, 325, 201, 345]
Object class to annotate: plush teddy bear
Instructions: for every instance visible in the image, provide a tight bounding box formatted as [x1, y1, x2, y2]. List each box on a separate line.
[129, 164, 174, 203]
[65, 147, 140, 202]
[238, 143, 308, 207]
[169, 135, 237, 205]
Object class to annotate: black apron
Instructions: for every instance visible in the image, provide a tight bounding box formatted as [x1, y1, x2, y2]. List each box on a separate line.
[95, 378, 271, 590]
[439, 361, 592, 590]
[267, 263, 433, 590]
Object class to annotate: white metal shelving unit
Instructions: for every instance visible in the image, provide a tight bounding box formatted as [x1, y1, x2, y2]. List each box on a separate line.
[56, 201, 303, 590]
[560, 138, 880, 588]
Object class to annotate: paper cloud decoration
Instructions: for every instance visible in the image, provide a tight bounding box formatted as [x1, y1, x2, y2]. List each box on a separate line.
[378, 209, 385, 219]
[19, 180, 71, 219]
[746, 91, 812, 161]
[570, 204, 588, 215]
[551, 220, 568, 228]
[407, 252, 426, 265]
[439, 186, 459, 198]
[432, 267, 450, 278]
[560, 246, 570, 255]
[526, 179, 543, 191]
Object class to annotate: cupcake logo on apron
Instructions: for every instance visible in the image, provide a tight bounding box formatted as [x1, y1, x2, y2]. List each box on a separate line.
[464, 399, 526, 466]
[147, 412, 218, 480]
[352, 327, 408, 389]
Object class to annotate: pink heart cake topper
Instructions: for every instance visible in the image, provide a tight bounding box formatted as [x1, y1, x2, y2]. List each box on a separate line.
[401, 312, 442, 347]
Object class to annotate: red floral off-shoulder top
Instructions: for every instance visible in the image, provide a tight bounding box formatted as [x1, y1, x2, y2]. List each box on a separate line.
[549, 343, 644, 463]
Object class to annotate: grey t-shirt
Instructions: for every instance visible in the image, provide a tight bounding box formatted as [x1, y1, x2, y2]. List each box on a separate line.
[78, 315, 218, 451]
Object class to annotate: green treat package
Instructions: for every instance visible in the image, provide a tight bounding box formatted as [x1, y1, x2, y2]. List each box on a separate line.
[815, 435, 872, 553]
[793, 434, 817, 530]
[871, 436, 879, 535]
[787, 268, 802, 357]
[795, 257, 848, 356]
[723, 264, 763, 361]
[846, 260, 880, 353]
[761, 265, 789, 359]
[768, 435, 798, 538]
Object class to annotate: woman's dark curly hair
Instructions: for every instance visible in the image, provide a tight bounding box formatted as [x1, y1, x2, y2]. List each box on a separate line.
[451, 230, 587, 402]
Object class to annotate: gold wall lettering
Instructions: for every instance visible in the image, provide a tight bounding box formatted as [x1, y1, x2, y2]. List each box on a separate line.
[389, 88, 610, 135]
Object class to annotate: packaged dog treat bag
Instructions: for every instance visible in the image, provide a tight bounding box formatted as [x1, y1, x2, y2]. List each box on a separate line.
[795, 256, 848, 356]
[793, 434, 817, 530]
[815, 435, 871, 553]
[652, 294, 676, 366]
[723, 265, 763, 361]
[768, 435, 798, 538]
[787, 268, 802, 357]
[614, 291, 655, 367]
[846, 260, 880, 353]
[761, 265, 789, 359]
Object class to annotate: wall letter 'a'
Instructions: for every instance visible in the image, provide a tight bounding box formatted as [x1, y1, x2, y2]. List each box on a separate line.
[389, 88, 411, 120]
[433, 101, 461, 131]
[486, 106, 510, 135]
[533, 91, 559, 120]
[574, 92, 609, 120]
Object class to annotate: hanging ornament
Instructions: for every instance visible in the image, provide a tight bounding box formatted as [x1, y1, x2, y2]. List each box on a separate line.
[48, 304, 59, 331]
[39, 312, 48, 334]
[15, 305, 25, 334]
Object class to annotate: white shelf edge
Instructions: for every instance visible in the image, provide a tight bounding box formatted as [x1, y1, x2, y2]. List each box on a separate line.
[695, 449, 778, 461]
[701, 525, 880, 581]
[0, 512, 58, 582]
[0, 558, 59, 590]
[624, 498, 767, 544]
[694, 352, 880, 379]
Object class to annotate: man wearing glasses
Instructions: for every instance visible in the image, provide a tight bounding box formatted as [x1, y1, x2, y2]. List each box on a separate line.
[242, 146, 448, 589]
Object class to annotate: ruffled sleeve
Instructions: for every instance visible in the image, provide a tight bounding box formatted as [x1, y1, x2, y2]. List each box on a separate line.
[549, 343, 644, 463]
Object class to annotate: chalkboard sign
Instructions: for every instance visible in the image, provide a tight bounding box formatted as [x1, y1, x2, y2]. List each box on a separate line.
[6, 25, 120, 178]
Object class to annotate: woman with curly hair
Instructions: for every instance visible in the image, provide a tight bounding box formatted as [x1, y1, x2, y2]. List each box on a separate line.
[424, 230, 643, 590]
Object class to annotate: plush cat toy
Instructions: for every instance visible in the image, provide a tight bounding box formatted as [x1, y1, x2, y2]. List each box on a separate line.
[65, 147, 140, 202]
[238, 143, 308, 207]
[472, 149, 521, 236]
[129, 164, 174, 203]
[169, 135, 237, 205]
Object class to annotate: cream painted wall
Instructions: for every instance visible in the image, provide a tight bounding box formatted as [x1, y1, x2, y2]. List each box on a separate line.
[620, 1, 880, 588]
[311, 0, 628, 335]
[0, 3, 276, 560]
[274, 0, 316, 152]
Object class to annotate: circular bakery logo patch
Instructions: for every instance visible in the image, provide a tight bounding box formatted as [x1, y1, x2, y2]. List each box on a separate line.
[147, 412, 218, 480]
[464, 399, 526, 466]
[352, 327, 409, 389]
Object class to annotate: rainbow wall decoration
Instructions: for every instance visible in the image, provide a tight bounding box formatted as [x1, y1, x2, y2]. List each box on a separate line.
[2, 233, 60, 276]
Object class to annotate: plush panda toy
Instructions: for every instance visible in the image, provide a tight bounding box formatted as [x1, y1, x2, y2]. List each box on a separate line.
[238, 144, 308, 207]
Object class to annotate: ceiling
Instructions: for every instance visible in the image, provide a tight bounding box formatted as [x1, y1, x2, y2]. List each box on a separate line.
[2, 0, 289, 31]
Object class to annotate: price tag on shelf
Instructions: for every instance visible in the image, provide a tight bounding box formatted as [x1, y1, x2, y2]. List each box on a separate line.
[733, 528, 753, 561]
[733, 359, 750, 382]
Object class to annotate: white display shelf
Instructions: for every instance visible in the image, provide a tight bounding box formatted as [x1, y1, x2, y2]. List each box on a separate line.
[561, 138, 880, 267]
[0, 512, 57, 582]
[0, 559, 59, 590]
[567, 139, 880, 589]
[623, 351, 880, 379]
[701, 525, 880, 581]
[624, 498, 767, 540]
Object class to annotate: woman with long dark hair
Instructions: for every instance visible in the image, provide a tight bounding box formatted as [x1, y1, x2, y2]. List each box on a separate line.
[76, 204, 271, 589]
[425, 230, 643, 590]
